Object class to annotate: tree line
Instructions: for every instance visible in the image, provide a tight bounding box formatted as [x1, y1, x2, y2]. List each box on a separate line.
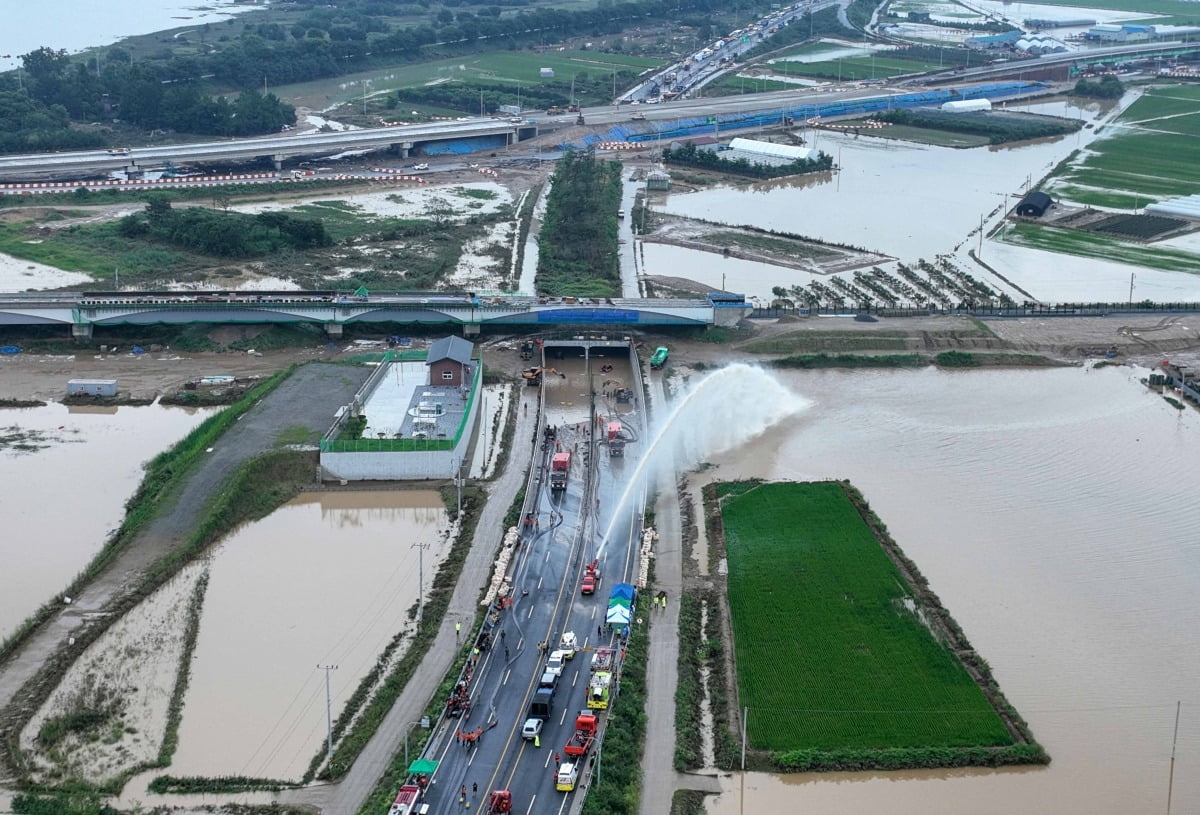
[0, 0, 775, 152]
[662, 141, 834, 179]
[118, 196, 330, 257]
[536, 149, 623, 296]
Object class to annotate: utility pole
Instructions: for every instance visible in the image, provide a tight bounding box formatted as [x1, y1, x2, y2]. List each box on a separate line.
[318, 664, 338, 769]
[1129, 272, 1135, 307]
[412, 542, 431, 624]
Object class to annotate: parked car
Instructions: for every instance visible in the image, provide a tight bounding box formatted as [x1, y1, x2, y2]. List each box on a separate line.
[521, 717, 544, 740]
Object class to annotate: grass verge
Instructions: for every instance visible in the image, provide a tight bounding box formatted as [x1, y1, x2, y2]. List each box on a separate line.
[670, 789, 710, 815]
[772, 353, 924, 368]
[581, 600, 650, 815]
[674, 594, 704, 771]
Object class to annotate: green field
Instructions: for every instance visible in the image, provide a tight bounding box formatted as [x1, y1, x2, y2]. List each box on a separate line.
[1051, 86, 1200, 205]
[769, 54, 943, 80]
[720, 481, 1011, 753]
[1000, 222, 1200, 273]
[275, 50, 663, 109]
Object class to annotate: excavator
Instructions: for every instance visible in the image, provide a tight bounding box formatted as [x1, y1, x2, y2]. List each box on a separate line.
[522, 367, 566, 386]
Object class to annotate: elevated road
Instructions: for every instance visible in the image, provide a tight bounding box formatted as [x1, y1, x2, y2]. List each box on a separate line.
[0, 291, 751, 335]
[0, 119, 533, 181]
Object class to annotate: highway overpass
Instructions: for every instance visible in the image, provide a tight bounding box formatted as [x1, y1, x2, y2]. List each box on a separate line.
[0, 291, 751, 338]
[0, 118, 537, 181]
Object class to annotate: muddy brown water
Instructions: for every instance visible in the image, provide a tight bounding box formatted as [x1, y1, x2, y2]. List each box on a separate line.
[702, 365, 1200, 814]
[0, 403, 214, 641]
[169, 490, 449, 781]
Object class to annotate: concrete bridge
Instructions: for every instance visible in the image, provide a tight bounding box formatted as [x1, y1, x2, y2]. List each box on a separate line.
[0, 119, 536, 180]
[0, 291, 749, 338]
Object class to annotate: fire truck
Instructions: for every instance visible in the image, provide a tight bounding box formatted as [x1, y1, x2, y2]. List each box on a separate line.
[550, 451, 571, 492]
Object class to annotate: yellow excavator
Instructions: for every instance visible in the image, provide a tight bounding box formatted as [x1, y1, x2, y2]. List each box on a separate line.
[522, 367, 566, 386]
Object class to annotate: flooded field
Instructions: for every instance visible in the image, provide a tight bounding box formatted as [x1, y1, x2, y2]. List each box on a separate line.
[169, 490, 450, 781]
[0, 402, 214, 641]
[702, 364, 1200, 814]
[647, 87, 1200, 305]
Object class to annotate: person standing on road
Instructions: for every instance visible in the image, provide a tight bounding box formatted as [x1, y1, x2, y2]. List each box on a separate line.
[456, 621, 461, 642]
[554, 752, 561, 767]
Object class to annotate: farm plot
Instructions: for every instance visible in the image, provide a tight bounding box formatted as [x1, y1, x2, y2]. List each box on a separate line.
[1050, 86, 1200, 207]
[719, 480, 1012, 753]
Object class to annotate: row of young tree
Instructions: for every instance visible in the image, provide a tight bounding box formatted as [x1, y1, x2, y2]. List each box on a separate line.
[118, 197, 330, 257]
[662, 141, 834, 179]
[536, 149, 623, 296]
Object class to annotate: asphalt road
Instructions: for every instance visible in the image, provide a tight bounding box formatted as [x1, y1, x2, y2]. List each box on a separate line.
[407, 348, 647, 815]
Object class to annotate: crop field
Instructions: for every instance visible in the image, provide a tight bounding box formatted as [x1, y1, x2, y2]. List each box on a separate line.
[769, 54, 941, 80]
[1000, 222, 1200, 273]
[1050, 86, 1200, 206]
[720, 481, 1011, 752]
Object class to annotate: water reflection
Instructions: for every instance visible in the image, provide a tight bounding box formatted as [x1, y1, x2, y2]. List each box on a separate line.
[171, 490, 449, 781]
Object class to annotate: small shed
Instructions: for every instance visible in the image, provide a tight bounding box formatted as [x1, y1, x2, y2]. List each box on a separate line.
[539, 67, 555, 78]
[646, 169, 671, 191]
[1016, 191, 1053, 217]
[426, 336, 475, 387]
[67, 379, 118, 397]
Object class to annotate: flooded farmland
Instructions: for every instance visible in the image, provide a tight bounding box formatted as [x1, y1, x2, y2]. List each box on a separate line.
[169, 490, 450, 781]
[0, 402, 214, 641]
[703, 365, 1200, 814]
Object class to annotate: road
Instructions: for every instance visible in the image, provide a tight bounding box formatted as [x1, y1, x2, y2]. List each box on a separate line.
[396, 348, 646, 815]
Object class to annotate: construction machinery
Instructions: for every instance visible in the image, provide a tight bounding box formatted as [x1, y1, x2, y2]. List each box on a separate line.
[550, 450, 572, 492]
[614, 387, 633, 404]
[522, 366, 564, 386]
[564, 711, 598, 758]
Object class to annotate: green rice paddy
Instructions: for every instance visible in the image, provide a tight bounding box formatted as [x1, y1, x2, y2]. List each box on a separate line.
[720, 481, 1011, 752]
[1000, 222, 1200, 273]
[1051, 85, 1200, 205]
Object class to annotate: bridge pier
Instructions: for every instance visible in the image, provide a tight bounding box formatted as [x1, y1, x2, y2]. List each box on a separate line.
[463, 323, 481, 337]
[273, 154, 284, 171]
[71, 323, 93, 341]
[324, 322, 344, 339]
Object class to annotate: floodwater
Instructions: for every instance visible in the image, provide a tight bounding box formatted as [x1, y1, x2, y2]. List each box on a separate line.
[649, 86, 1200, 304]
[170, 490, 450, 781]
[0, 402, 214, 640]
[702, 364, 1200, 814]
[0, 0, 259, 73]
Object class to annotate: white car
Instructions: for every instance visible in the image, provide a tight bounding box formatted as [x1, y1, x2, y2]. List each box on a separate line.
[545, 650, 568, 677]
[412, 163, 429, 171]
[521, 717, 544, 740]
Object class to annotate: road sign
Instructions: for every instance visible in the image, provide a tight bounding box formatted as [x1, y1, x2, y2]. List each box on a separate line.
[706, 116, 717, 124]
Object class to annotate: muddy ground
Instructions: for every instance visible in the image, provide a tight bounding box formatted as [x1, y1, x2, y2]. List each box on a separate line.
[3, 314, 1200, 405]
